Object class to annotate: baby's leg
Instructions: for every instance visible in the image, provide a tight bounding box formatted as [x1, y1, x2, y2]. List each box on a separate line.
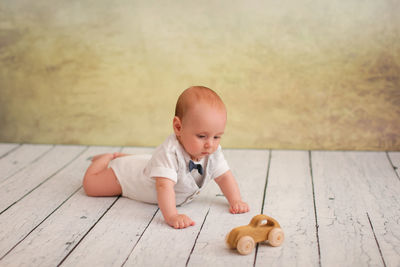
[83, 153, 122, 197]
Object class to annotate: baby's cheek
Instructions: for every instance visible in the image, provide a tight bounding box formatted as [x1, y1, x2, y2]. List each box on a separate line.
[190, 142, 200, 151]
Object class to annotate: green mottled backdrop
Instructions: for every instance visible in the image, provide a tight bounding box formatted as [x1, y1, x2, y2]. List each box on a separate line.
[0, 1, 399, 150]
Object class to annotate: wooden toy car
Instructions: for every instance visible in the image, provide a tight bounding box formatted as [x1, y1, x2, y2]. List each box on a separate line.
[226, 214, 284, 255]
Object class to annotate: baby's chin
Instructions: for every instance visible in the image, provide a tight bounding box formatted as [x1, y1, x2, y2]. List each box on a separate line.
[191, 153, 211, 161]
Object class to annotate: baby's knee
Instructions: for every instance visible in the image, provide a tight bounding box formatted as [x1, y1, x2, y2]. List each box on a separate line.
[83, 173, 98, 197]
[82, 168, 121, 197]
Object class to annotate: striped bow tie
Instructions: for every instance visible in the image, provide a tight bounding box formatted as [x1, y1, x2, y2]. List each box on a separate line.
[189, 160, 203, 175]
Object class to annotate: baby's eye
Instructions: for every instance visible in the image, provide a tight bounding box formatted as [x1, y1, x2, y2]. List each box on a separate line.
[197, 135, 206, 139]
[214, 136, 221, 139]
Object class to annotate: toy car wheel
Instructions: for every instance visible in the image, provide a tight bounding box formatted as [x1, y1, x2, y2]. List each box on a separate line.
[268, 228, 284, 247]
[237, 236, 255, 255]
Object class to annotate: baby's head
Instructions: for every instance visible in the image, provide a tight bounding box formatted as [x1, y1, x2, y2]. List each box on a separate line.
[173, 86, 227, 161]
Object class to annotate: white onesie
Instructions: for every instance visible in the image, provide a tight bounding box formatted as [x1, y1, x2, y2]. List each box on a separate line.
[109, 134, 230, 206]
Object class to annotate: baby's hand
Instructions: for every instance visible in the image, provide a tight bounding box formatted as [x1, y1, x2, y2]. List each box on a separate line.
[166, 214, 195, 229]
[229, 200, 250, 214]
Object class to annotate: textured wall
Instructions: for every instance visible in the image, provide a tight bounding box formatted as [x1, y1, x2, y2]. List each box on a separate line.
[0, 1, 399, 150]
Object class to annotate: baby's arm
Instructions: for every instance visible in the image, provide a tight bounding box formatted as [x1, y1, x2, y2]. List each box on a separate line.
[155, 178, 195, 229]
[214, 170, 250, 214]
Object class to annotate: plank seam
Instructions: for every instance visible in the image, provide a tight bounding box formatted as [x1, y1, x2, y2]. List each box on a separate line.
[0, 144, 21, 159]
[366, 212, 387, 267]
[260, 150, 272, 214]
[185, 208, 210, 267]
[0, 186, 82, 261]
[386, 152, 400, 181]
[121, 208, 160, 266]
[57, 196, 121, 266]
[1, 145, 55, 184]
[0, 146, 89, 215]
[254, 149, 272, 267]
[309, 151, 322, 267]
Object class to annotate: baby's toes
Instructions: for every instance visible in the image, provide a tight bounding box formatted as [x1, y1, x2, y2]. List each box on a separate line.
[230, 206, 238, 214]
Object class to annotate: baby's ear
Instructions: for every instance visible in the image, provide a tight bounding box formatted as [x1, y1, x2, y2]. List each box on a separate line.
[173, 116, 182, 136]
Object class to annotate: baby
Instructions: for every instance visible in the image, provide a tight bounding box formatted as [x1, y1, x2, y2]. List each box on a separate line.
[83, 86, 249, 229]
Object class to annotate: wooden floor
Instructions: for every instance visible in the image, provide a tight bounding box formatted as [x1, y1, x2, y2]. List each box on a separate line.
[0, 143, 399, 267]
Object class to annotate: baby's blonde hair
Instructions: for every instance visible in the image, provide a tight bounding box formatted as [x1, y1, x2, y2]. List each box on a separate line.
[175, 86, 226, 120]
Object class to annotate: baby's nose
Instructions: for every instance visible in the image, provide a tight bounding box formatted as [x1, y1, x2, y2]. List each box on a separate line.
[204, 139, 211, 148]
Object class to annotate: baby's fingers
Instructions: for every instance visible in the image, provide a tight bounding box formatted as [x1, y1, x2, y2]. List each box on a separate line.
[230, 202, 250, 214]
[240, 203, 250, 213]
[180, 216, 195, 228]
[170, 214, 195, 229]
[176, 220, 195, 229]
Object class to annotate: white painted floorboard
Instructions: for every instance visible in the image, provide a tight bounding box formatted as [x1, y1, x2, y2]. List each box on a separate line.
[0, 145, 86, 212]
[257, 150, 319, 267]
[388, 152, 400, 178]
[0, 143, 399, 267]
[0, 144, 53, 184]
[312, 152, 383, 267]
[0, 143, 19, 158]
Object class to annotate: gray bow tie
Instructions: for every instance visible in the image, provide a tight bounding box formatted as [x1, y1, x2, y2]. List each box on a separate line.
[189, 160, 203, 175]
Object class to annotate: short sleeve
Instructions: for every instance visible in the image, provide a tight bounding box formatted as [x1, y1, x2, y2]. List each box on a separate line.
[211, 146, 230, 179]
[148, 147, 179, 183]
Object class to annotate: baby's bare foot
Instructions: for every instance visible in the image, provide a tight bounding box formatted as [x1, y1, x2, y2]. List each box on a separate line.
[90, 153, 115, 162]
[112, 152, 128, 159]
